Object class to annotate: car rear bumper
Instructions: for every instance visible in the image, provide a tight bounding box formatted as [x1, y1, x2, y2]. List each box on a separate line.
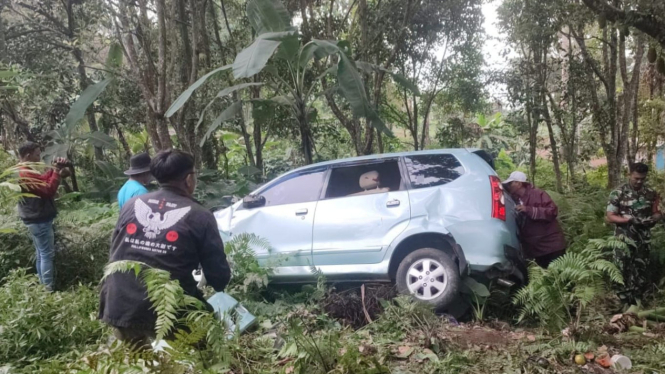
[474, 245, 527, 284]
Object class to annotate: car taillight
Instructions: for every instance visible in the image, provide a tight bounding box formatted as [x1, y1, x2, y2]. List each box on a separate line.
[490, 175, 506, 221]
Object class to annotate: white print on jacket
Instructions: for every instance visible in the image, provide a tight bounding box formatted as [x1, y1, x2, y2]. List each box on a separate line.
[134, 199, 191, 239]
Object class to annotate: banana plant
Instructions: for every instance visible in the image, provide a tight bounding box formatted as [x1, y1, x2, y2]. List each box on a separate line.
[166, 0, 418, 164]
[43, 78, 117, 191]
[474, 112, 514, 152]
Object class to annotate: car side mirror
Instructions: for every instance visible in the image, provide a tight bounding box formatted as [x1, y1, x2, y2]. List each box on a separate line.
[242, 194, 266, 209]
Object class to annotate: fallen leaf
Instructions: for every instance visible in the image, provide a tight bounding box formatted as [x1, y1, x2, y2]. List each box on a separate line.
[396, 346, 414, 358]
[527, 334, 536, 342]
[414, 348, 439, 363]
[260, 319, 274, 329]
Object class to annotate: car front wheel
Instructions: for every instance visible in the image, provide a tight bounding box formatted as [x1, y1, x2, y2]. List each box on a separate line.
[395, 248, 460, 310]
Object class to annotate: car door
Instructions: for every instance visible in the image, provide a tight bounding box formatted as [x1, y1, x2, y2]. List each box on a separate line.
[312, 159, 411, 266]
[229, 167, 328, 267]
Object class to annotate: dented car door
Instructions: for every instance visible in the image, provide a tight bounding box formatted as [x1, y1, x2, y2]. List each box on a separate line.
[221, 168, 328, 268]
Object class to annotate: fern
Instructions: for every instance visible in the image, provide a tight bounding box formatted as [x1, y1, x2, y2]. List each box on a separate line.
[141, 268, 184, 341]
[525, 339, 593, 360]
[225, 233, 274, 296]
[103, 261, 193, 341]
[514, 237, 625, 331]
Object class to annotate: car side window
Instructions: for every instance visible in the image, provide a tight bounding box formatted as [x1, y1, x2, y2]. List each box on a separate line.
[404, 154, 464, 189]
[324, 160, 402, 199]
[260, 170, 326, 207]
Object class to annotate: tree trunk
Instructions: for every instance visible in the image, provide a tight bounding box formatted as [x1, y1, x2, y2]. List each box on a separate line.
[542, 96, 563, 192]
[66, 0, 104, 160]
[252, 82, 264, 172]
[114, 123, 132, 161]
[145, 112, 162, 151]
[297, 99, 314, 164]
[67, 152, 79, 192]
[0, 1, 6, 63]
[115, 0, 172, 151]
[620, 36, 644, 166]
[1, 101, 35, 142]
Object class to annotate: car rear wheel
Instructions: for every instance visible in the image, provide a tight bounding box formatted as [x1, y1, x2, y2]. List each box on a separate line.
[396, 248, 460, 310]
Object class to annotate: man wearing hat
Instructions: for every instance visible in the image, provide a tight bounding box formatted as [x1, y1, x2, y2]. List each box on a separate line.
[503, 171, 566, 268]
[118, 153, 153, 209]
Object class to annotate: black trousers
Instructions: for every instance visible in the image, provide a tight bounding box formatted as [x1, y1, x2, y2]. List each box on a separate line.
[534, 250, 565, 268]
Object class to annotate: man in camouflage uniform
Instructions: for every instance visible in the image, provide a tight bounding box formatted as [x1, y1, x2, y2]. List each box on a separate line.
[606, 163, 662, 305]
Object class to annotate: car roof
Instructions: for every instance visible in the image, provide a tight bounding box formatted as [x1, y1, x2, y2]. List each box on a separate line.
[288, 148, 479, 174]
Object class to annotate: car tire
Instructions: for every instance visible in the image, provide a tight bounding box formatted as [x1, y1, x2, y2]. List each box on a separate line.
[396, 248, 460, 310]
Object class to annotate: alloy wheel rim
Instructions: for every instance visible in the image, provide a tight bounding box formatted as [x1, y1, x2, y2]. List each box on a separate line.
[406, 258, 448, 301]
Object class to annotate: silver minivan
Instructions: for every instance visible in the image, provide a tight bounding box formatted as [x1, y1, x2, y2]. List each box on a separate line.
[214, 149, 524, 308]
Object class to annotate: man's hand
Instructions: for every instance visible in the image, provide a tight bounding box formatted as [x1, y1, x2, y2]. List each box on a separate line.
[58, 167, 71, 178]
[52, 157, 69, 169]
[516, 205, 527, 213]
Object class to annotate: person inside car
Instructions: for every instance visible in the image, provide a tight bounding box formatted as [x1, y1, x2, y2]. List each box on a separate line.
[503, 171, 566, 268]
[99, 149, 231, 346]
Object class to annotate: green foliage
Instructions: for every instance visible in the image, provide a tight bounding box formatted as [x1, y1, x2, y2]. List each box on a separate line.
[625, 342, 665, 372]
[494, 149, 518, 179]
[460, 277, 491, 322]
[280, 318, 341, 374]
[0, 269, 106, 365]
[224, 233, 274, 297]
[552, 189, 612, 252]
[514, 237, 625, 331]
[0, 199, 116, 288]
[525, 339, 593, 361]
[371, 296, 440, 339]
[0, 162, 40, 220]
[103, 260, 203, 341]
[63, 79, 112, 131]
[165, 64, 232, 117]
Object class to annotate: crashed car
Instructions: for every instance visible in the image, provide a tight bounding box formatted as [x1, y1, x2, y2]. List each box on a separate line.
[214, 149, 525, 309]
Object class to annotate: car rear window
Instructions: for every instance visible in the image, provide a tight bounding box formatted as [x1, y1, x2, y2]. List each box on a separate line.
[472, 150, 495, 169]
[404, 154, 464, 189]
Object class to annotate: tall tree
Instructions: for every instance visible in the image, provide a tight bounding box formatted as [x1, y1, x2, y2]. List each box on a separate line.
[6, 0, 107, 159]
[570, 15, 643, 187]
[580, 0, 665, 49]
[110, 0, 173, 152]
[500, 0, 564, 189]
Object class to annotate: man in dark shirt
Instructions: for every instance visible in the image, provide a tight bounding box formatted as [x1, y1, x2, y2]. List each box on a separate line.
[503, 171, 567, 268]
[606, 162, 662, 304]
[17, 141, 70, 291]
[99, 149, 231, 345]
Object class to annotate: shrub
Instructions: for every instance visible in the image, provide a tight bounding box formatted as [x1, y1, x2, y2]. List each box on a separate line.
[224, 233, 275, 299]
[0, 200, 117, 288]
[514, 237, 624, 331]
[0, 269, 106, 365]
[551, 189, 612, 252]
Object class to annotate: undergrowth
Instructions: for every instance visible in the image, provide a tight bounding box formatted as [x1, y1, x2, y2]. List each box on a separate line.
[0, 269, 106, 366]
[0, 198, 117, 288]
[514, 237, 624, 331]
[0, 168, 664, 372]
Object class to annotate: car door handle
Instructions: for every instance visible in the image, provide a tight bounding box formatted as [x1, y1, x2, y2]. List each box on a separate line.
[386, 199, 400, 207]
[295, 208, 309, 215]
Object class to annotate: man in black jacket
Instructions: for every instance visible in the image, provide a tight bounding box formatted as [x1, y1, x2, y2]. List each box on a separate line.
[17, 141, 70, 291]
[99, 149, 231, 345]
